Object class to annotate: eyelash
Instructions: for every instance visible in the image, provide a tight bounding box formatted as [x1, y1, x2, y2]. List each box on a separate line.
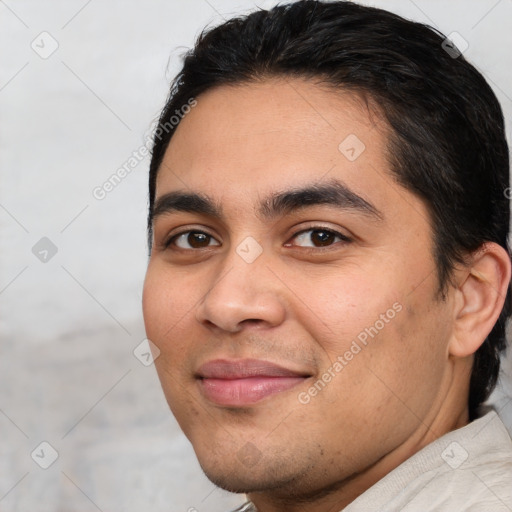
[162, 226, 351, 251]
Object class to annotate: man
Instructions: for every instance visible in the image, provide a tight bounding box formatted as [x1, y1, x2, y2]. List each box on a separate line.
[142, 1, 512, 510]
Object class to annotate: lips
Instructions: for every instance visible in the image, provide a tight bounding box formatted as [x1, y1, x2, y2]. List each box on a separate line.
[196, 359, 310, 406]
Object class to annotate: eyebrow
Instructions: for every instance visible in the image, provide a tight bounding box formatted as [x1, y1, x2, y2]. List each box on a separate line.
[151, 179, 383, 224]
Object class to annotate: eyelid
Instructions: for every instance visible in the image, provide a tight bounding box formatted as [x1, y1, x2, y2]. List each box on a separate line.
[285, 224, 352, 246]
[161, 226, 221, 250]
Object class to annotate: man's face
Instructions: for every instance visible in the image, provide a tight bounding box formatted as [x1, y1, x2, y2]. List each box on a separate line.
[142, 79, 457, 499]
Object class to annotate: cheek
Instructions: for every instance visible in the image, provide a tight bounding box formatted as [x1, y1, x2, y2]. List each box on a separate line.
[142, 264, 197, 419]
[309, 299, 450, 466]
[142, 268, 169, 344]
[351, 287, 451, 425]
[305, 259, 448, 401]
[304, 269, 401, 357]
[142, 262, 197, 345]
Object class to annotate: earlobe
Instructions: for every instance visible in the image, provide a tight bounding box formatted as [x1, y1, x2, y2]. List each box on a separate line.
[449, 243, 511, 358]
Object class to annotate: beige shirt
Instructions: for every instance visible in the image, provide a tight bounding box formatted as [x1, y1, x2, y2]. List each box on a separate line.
[231, 410, 512, 511]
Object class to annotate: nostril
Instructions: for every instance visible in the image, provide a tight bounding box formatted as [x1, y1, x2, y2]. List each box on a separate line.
[240, 319, 265, 327]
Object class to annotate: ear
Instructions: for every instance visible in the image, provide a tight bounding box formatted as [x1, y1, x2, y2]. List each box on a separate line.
[449, 242, 511, 358]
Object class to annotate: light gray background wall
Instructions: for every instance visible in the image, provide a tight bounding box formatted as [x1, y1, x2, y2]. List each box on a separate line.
[1, 1, 511, 511]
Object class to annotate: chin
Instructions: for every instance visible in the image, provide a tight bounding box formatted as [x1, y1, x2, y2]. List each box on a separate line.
[200, 468, 270, 494]
[196, 453, 311, 496]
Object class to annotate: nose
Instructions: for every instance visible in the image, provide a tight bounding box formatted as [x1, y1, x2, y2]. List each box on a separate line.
[195, 247, 287, 333]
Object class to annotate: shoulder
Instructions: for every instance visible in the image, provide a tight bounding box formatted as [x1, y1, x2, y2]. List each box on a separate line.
[397, 454, 512, 511]
[401, 411, 512, 511]
[346, 411, 512, 512]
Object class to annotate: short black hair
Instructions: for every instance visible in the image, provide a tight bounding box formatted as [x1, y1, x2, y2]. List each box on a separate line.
[147, 0, 511, 420]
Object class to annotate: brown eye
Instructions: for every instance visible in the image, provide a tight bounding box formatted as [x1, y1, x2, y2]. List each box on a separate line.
[310, 230, 336, 246]
[288, 228, 350, 248]
[169, 230, 220, 249]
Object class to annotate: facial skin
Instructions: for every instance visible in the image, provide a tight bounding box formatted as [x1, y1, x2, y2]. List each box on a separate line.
[142, 78, 510, 512]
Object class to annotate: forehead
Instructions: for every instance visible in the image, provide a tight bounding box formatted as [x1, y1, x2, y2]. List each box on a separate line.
[154, 78, 404, 220]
